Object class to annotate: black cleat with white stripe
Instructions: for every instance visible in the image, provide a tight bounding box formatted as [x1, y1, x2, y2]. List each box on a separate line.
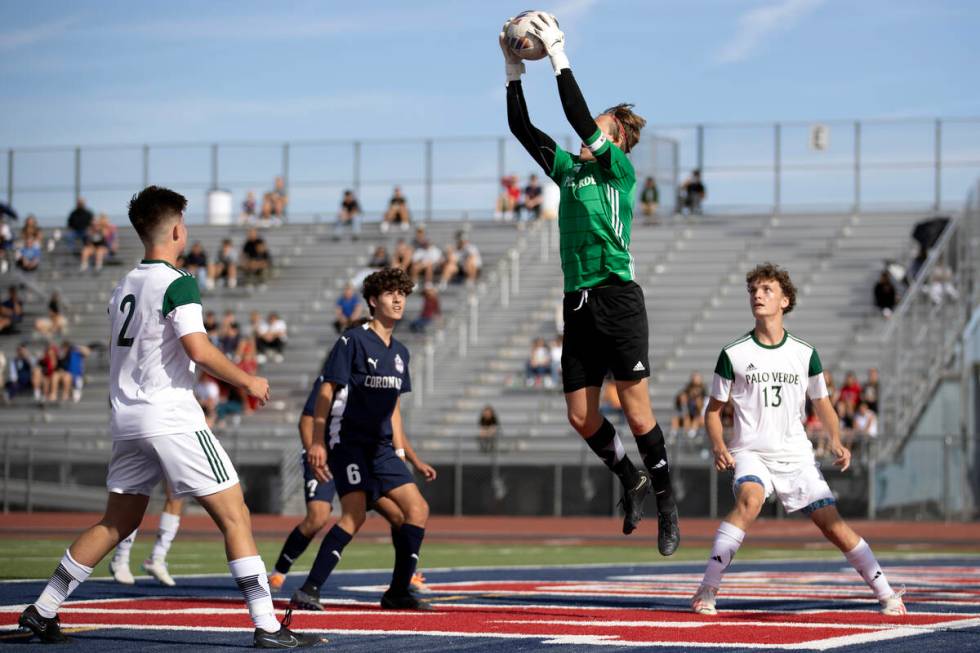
[18, 605, 69, 644]
[254, 608, 326, 648]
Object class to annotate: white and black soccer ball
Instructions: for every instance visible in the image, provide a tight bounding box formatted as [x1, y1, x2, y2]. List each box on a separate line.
[504, 11, 549, 61]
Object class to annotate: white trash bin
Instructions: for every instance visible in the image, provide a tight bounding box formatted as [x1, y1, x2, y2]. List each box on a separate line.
[207, 189, 233, 225]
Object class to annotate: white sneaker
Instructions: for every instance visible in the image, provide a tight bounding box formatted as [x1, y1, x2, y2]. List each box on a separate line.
[109, 559, 135, 585]
[691, 584, 718, 615]
[142, 558, 176, 587]
[880, 590, 906, 616]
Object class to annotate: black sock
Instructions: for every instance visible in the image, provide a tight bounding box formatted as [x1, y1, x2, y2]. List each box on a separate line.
[585, 418, 640, 487]
[389, 524, 425, 595]
[302, 524, 353, 593]
[274, 526, 313, 574]
[635, 424, 675, 512]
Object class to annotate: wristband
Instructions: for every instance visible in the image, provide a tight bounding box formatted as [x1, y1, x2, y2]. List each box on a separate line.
[505, 62, 526, 82]
[549, 52, 570, 75]
[395, 448, 406, 459]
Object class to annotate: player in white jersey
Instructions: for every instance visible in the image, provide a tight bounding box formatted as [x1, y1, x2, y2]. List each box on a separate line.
[690, 263, 905, 617]
[17, 186, 323, 649]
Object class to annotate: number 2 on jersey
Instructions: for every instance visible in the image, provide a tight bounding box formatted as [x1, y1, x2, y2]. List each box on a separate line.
[763, 385, 782, 408]
[117, 293, 137, 347]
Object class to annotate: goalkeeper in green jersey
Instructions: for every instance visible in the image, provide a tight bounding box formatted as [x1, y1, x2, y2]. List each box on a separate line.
[500, 13, 678, 554]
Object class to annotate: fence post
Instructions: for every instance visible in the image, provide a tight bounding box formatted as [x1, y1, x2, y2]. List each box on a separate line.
[352, 141, 361, 198]
[74, 147, 82, 202]
[5, 149, 12, 206]
[773, 122, 781, 215]
[943, 435, 952, 521]
[497, 137, 506, 185]
[672, 140, 680, 214]
[934, 118, 942, 212]
[425, 341, 435, 394]
[142, 145, 150, 188]
[26, 441, 34, 514]
[499, 259, 509, 307]
[458, 321, 467, 358]
[424, 139, 433, 221]
[853, 121, 861, 213]
[696, 124, 704, 173]
[553, 464, 562, 517]
[510, 250, 520, 296]
[453, 431, 463, 516]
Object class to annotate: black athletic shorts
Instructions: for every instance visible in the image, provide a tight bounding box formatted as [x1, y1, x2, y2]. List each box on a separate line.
[561, 280, 650, 393]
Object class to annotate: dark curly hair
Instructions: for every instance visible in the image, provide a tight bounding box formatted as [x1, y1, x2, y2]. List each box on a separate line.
[746, 262, 797, 315]
[361, 267, 414, 315]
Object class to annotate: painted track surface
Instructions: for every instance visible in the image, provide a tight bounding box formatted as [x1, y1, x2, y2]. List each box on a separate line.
[1, 557, 978, 652]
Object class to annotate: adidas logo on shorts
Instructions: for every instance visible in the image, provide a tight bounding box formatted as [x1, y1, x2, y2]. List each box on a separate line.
[632, 361, 645, 372]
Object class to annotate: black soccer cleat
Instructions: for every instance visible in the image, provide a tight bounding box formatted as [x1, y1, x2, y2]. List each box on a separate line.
[618, 471, 652, 535]
[253, 626, 326, 648]
[380, 589, 434, 611]
[288, 587, 324, 612]
[657, 506, 680, 556]
[18, 604, 70, 644]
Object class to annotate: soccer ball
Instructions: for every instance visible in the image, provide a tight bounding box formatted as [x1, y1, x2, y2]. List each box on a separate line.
[504, 11, 548, 61]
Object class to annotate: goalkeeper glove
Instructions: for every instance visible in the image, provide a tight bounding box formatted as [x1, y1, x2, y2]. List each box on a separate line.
[528, 12, 569, 74]
[499, 18, 526, 83]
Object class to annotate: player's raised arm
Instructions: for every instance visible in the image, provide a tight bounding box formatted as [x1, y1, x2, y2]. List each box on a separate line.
[501, 21, 560, 175]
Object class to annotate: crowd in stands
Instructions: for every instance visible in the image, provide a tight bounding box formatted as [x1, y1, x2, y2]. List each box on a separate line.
[495, 174, 544, 222]
[3, 339, 90, 404]
[805, 368, 880, 457]
[873, 216, 960, 317]
[523, 335, 562, 389]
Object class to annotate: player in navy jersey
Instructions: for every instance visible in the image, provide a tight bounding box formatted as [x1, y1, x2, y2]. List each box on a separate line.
[269, 375, 435, 594]
[290, 268, 434, 611]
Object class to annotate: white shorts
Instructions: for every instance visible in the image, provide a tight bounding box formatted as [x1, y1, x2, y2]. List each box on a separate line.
[731, 450, 835, 514]
[107, 429, 239, 498]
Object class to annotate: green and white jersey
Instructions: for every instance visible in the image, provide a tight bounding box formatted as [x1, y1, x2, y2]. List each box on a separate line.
[549, 130, 637, 292]
[711, 330, 829, 465]
[108, 260, 208, 439]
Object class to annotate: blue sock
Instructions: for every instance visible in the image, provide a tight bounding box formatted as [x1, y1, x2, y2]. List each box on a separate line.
[301, 525, 353, 594]
[274, 526, 312, 574]
[389, 524, 425, 595]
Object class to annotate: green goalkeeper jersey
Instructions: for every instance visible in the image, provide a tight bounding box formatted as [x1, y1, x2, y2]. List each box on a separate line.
[548, 131, 637, 292]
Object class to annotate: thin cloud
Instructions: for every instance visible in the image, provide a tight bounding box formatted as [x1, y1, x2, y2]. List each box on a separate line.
[715, 0, 824, 65]
[0, 17, 78, 51]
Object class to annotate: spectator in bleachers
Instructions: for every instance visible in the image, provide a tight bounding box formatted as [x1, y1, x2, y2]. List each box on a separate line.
[183, 241, 209, 290]
[4, 343, 41, 402]
[520, 174, 543, 221]
[34, 292, 67, 339]
[98, 214, 118, 258]
[549, 335, 563, 388]
[236, 337, 261, 415]
[926, 260, 958, 305]
[261, 176, 288, 225]
[382, 186, 410, 233]
[409, 285, 441, 334]
[240, 191, 258, 224]
[217, 310, 241, 357]
[525, 337, 553, 388]
[835, 396, 854, 441]
[203, 310, 219, 345]
[494, 175, 520, 221]
[453, 231, 482, 288]
[862, 367, 879, 413]
[241, 228, 271, 285]
[210, 238, 239, 289]
[852, 400, 877, 441]
[335, 189, 361, 239]
[678, 169, 706, 215]
[672, 372, 707, 438]
[478, 404, 499, 453]
[79, 217, 111, 273]
[368, 245, 390, 269]
[15, 233, 41, 273]
[194, 370, 220, 428]
[640, 176, 659, 223]
[410, 229, 444, 287]
[58, 341, 89, 403]
[839, 371, 862, 413]
[333, 283, 362, 334]
[392, 238, 413, 271]
[38, 341, 67, 402]
[873, 270, 896, 317]
[437, 241, 459, 290]
[66, 198, 94, 253]
[0, 216, 13, 274]
[255, 311, 288, 364]
[0, 286, 24, 334]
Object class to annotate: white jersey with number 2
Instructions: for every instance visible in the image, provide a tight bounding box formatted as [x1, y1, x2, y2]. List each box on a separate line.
[710, 330, 828, 467]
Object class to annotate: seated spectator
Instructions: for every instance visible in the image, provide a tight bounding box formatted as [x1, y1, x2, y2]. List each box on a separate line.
[79, 217, 111, 273]
[334, 283, 362, 333]
[862, 367, 879, 413]
[4, 343, 41, 402]
[452, 231, 482, 288]
[256, 311, 287, 363]
[671, 372, 707, 437]
[437, 242, 459, 290]
[209, 238, 239, 289]
[66, 198, 94, 253]
[38, 341, 68, 402]
[478, 405, 499, 454]
[241, 228, 271, 285]
[640, 176, 659, 222]
[58, 341, 89, 403]
[217, 311, 241, 357]
[926, 261, 958, 305]
[873, 270, 896, 317]
[520, 174, 543, 221]
[34, 292, 67, 339]
[240, 190, 258, 224]
[525, 337, 553, 388]
[334, 189, 361, 239]
[839, 371, 862, 413]
[16, 234, 41, 272]
[183, 241, 209, 290]
[409, 286, 441, 334]
[852, 401, 878, 440]
[382, 186, 410, 233]
[835, 397, 855, 445]
[677, 169, 706, 215]
[194, 370, 221, 427]
[410, 229, 444, 286]
[98, 213, 118, 258]
[203, 310, 220, 345]
[549, 335, 562, 388]
[0, 286, 24, 334]
[494, 175, 520, 221]
[392, 238, 413, 271]
[260, 176, 288, 225]
[20, 214, 43, 243]
[0, 216, 13, 274]
[368, 245, 390, 269]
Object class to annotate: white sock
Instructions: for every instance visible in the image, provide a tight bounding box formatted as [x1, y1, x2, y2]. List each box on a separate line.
[151, 512, 180, 563]
[113, 529, 137, 565]
[844, 538, 894, 599]
[229, 555, 279, 633]
[702, 522, 745, 588]
[35, 550, 93, 618]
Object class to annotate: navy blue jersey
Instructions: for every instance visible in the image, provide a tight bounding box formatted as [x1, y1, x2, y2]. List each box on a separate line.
[320, 323, 411, 446]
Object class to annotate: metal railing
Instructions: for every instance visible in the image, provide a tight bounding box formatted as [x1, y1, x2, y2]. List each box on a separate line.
[879, 179, 980, 446]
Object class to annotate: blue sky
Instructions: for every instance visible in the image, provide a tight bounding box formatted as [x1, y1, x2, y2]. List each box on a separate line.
[1, 0, 979, 217]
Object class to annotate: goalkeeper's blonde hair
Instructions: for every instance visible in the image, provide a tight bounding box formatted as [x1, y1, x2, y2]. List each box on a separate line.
[603, 103, 646, 153]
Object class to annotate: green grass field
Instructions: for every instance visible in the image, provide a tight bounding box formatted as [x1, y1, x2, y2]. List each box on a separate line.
[0, 537, 956, 581]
